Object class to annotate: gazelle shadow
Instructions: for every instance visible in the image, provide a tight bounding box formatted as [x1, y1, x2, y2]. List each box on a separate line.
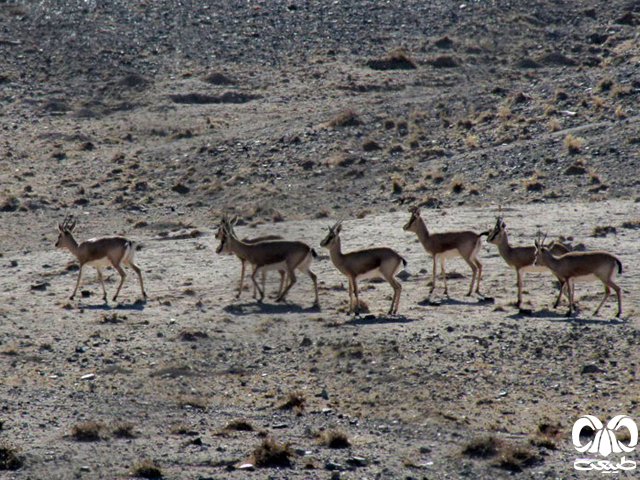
[508, 307, 626, 325]
[223, 302, 320, 316]
[78, 299, 147, 311]
[345, 314, 414, 326]
[418, 296, 495, 307]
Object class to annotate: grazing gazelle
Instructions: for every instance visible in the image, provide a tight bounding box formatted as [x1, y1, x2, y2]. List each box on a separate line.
[216, 215, 319, 306]
[215, 218, 285, 299]
[55, 215, 147, 302]
[533, 235, 623, 317]
[403, 206, 488, 298]
[487, 216, 571, 308]
[320, 219, 406, 315]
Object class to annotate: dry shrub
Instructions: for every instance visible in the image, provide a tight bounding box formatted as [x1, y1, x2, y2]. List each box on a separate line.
[530, 421, 562, 450]
[592, 225, 617, 237]
[495, 445, 539, 472]
[224, 419, 255, 432]
[615, 106, 627, 119]
[391, 174, 404, 194]
[461, 436, 500, 458]
[366, 48, 417, 70]
[250, 438, 294, 468]
[0, 444, 22, 470]
[464, 134, 479, 148]
[278, 391, 306, 414]
[547, 118, 561, 132]
[362, 138, 381, 151]
[597, 77, 614, 92]
[132, 459, 163, 479]
[450, 175, 465, 194]
[327, 109, 361, 127]
[71, 421, 104, 442]
[319, 429, 351, 449]
[113, 422, 136, 439]
[564, 134, 584, 154]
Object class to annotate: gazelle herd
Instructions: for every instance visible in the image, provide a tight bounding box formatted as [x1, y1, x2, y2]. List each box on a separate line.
[54, 209, 625, 318]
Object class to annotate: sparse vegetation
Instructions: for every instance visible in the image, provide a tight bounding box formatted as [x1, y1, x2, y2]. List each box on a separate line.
[278, 391, 306, 414]
[71, 421, 104, 442]
[132, 460, 163, 479]
[326, 109, 361, 127]
[224, 419, 255, 432]
[318, 429, 351, 448]
[462, 436, 500, 458]
[178, 396, 209, 411]
[564, 134, 584, 154]
[250, 438, 294, 468]
[0, 444, 22, 471]
[112, 422, 136, 439]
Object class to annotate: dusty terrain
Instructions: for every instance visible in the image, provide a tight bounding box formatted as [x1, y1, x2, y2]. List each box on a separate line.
[1, 0, 640, 478]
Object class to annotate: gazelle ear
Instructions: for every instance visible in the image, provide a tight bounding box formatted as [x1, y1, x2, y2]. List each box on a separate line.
[335, 224, 342, 234]
[68, 220, 76, 232]
[58, 222, 63, 232]
[230, 215, 238, 226]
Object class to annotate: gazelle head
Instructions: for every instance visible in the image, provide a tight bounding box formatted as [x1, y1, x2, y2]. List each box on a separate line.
[487, 216, 506, 244]
[403, 206, 421, 232]
[320, 219, 343, 249]
[55, 214, 77, 249]
[215, 214, 237, 254]
[533, 233, 549, 266]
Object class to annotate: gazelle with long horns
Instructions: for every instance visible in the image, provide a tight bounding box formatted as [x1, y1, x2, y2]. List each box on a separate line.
[533, 234, 623, 317]
[403, 206, 488, 298]
[55, 215, 147, 302]
[320, 219, 406, 315]
[216, 215, 319, 306]
[487, 216, 570, 308]
[215, 218, 285, 299]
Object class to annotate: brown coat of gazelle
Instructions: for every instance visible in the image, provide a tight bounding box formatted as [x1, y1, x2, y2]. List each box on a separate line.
[320, 219, 406, 315]
[403, 207, 487, 297]
[215, 218, 285, 299]
[216, 215, 319, 306]
[55, 215, 147, 302]
[533, 235, 623, 317]
[487, 216, 570, 308]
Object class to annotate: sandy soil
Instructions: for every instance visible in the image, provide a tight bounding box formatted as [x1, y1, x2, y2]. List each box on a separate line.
[1, 1, 640, 478]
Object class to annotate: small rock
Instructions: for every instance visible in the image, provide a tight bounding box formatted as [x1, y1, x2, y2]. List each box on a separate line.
[325, 460, 345, 471]
[347, 456, 368, 467]
[237, 463, 255, 470]
[171, 183, 190, 194]
[80, 373, 96, 380]
[582, 364, 602, 374]
[31, 282, 49, 291]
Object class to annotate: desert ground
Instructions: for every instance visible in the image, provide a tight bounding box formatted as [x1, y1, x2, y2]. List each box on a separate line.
[1, 1, 640, 479]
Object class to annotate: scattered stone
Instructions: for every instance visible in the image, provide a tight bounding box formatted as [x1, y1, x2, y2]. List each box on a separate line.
[581, 364, 602, 374]
[171, 183, 190, 194]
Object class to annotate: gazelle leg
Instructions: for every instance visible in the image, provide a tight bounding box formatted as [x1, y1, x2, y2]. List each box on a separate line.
[251, 267, 265, 302]
[347, 278, 354, 313]
[463, 257, 478, 296]
[261, 270, 267, 297]
[593, 283, 610, 317]
[566, 280, 575, 317]
[277, 270, 286, 297]
[238, 260, 247, 299]
[612, 281, 622, 318]
[70, 265, 84, 300]
[441, 259, 448, 296]
[430, 256, 437, 295]
[112, 264, 127, 301]
[96, 267, 107, 302]
[385, 274, 401, 315]
[516, 269, 523, 308]
[474, 259, 483, 294]
[353, 278, 360, 314]
[276, 269, 296, 302]
[127, 261, 147, 299]
[553, 280, 566, 308]
[305, 268, 319, 307]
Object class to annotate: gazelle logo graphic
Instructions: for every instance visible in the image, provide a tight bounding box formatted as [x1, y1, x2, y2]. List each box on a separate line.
[572, 415, 638, 472]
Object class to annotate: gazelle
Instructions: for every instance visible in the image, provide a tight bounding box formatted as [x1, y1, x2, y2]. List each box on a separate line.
[55, 215, 147, 302]
[487, 216, 571, 308]
[216, 215, 319, 306]
[533, 235, 623, 317]
[214, 219, 285, 299]
[320, 219, 406, 315]
[403, 206, 487, 298]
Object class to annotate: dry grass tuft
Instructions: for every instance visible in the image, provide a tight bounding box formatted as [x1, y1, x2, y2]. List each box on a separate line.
[278, 391, 306, 414]
[0, 444, 22, 470]
[564, 134, 584, 154]
[319, 429, 351, 449]
[450, 175, 465, 194]
[178, 396, 209, 411]
[495, 445, 539, 472]
[461, 436, 500, 458]
[132, 459, 163, 479]
[366, 48, 417, 70]
[71, 421, 104, 442]
[112, 422, 136, 439]
[250, 438, 294, 468]
[326, 109, 362, 127]
[224, 419, 255, 432]
[464, 134, 479, 148]
[547, 118, 561, 132]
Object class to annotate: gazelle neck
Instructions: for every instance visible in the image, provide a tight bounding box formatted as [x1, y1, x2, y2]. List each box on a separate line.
[64, 234, 80, 257]
[328, 237, 344, 262]
[496, 231, 513, 257]
[414, 216, 430, 243]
